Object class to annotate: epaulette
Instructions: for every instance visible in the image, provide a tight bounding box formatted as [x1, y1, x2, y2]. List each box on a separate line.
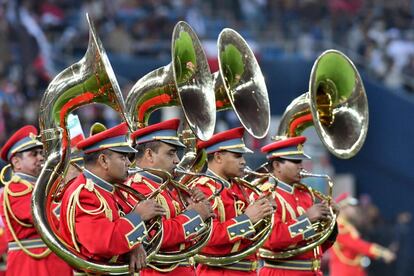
[10, 174, 22, 184]
[133, 173, 142, 183]
[123, 178, 131, 188]
[4, 175, 33, 197]
[83, 178, 95, 192]
[295, 182, 316, 201]
[195, 176, 211, 185]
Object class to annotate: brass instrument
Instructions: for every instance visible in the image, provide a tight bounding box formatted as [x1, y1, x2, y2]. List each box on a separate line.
[260, 49, 368, 259]
[126, 21, 215, 140]
[178, 28, 271, 183]
[32, 14, 162, 274]
[193, 170, 275, 266]
[275, 49, 368, 158]
[125, 166, 219, 267]
[243, 166, 274, 186]
[144, 167, 225, 266]
[125, 21, 217, 267]
[214, 28, 270, 139]
[259, 169, 337, 259]
[192, 29, 273, 266]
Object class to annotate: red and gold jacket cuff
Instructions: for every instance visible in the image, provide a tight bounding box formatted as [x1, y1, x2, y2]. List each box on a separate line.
[122, 212, 147, 248]
[288, 214, 317, 240]
[182, 209, 206, 239]
[227, 214, 255, 241]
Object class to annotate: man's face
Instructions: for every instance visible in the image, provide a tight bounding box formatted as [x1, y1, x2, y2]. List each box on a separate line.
[219, 151, 246, 179]
[273, 159, 303, 184]
[105, 151, 131, 184]
[150, 142, 180, 174]
[11, 147, 44, 177]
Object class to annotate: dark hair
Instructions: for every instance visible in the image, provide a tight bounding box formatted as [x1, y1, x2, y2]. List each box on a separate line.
[266, 157, 286, 171]
[83, 149, 113, 165]
[207, 153, 215, 162]
[10, 152, 23, 170]
[134, 141, 162, 160]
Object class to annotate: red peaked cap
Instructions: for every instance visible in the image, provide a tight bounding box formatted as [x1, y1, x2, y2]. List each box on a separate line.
[261, 136, 310, 160]
[261, 136, 307, 153]
[130, 118, 185, 148]
[197, 127, 253, 154]
[130, 118, 180, 140]
[0, 125, 42, 162]
[76, 122, 136, 154]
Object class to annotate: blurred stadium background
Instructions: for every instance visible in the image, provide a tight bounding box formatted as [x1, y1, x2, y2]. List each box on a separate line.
[0, 0, 412, 275]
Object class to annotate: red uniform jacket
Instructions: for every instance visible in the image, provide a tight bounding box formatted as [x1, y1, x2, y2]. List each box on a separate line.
[0, 226, 6, 276]
[0, 172, 72, 276]
[258, 178, 337, 276]
[329, 217, 382, 276]
[59, 170, 147, 265]
[190, 169, 257, 276]
[128, 170, 206, 276]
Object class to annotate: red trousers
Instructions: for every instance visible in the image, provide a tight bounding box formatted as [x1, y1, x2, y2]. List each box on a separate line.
[259, 267, 322, 276]
[6, 248, 73, 276]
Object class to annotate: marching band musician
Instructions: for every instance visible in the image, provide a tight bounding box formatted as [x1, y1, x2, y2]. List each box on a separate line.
[329, 193, 395, 276]
[128, 118, 214, 276]
[190, 127, 274, 276]
[258, 136, 338, 276]
[0, 125, 72, 276]
[59, 122, 165, 274]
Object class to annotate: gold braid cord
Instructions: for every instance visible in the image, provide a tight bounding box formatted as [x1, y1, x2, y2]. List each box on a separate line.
[147, 262, 181, 272]
[191, 178, 226, 222]
[2, 175, 51, 259]
[67, 180, 111, 252]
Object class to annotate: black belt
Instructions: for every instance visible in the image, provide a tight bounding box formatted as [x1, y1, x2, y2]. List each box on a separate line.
[8, 238, 47, 251]
[207, 260, 258, 271]
[263, 259, 321, 271]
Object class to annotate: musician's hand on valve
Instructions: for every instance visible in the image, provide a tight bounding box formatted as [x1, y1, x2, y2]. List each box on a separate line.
[134, 199, 166, 221]
[189, 187, 206, 202]
[129, 243, 147, 274]
[330, 201, 340, 215]
[244, 198, 274, 224]
[305, 203, 331, 223]
[187, 200, 215, 221]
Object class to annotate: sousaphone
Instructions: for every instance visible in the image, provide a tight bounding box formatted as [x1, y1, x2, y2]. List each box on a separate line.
[193, 28, 274, 267]
[32, 14, 162, 275]
[126, 21, 216, 268]
[260, 49, 369, 259]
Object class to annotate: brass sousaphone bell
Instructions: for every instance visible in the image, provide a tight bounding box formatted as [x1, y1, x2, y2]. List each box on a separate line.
[178, 27, 272, 180]
[32, 14, 162, 275]
[193, 28, 274, 267]
[126, 21, 216, 268]
[276, 49, 368, 158]
[214, 28, 270, 138]
[126, 21, 216, 139]
[260, 49, 369, 260]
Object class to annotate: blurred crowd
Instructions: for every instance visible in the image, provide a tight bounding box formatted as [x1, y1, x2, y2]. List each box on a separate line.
[0, 2, 412, 274]
[1, 0, 414, 144]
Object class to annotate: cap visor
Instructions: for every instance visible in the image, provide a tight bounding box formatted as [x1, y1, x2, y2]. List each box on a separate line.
[227, 146, 254, 154]
[161, 139, 186, 149]
[109, 145, 137, 153]
[280, 153, 311, 160]
[17, 143, 43, 153]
